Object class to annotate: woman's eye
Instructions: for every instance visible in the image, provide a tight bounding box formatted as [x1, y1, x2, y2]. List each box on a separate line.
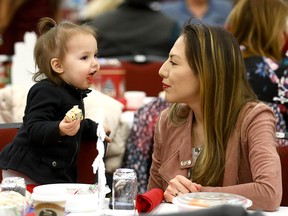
[170, 60, 176, 65]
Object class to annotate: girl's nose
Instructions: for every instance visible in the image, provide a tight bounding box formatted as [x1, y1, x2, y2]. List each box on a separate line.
[93, 58, 100, 70]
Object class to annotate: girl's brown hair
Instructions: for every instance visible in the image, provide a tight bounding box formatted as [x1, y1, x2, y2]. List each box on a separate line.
[169, 22, 258, 186]
[226, 0, 288, 61]
[33, 17, 97, 86]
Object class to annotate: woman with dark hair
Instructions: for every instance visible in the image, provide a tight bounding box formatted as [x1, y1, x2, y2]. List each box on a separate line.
[148, 21, 282, 211]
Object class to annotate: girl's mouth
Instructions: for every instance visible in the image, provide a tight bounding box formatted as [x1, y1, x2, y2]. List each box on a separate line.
[87, 72, 96, 83]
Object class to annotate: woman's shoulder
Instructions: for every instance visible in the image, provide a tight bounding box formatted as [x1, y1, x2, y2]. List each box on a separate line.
[241, 101, 274, 118]
[239, 101, 275, 131]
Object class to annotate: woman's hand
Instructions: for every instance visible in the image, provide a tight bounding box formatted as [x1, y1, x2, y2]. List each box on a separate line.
[164, 175, 201, 202]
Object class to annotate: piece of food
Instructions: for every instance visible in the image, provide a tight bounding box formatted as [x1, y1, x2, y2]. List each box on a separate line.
[65, 105, 83, 122]
[188, 198, 209, 207]
[0, 190, 32, 215]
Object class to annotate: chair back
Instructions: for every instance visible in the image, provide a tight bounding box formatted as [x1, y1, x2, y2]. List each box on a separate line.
[278, 145, 288, 206]
[121, 60, 164, 97]
[0, 123, 21, 181]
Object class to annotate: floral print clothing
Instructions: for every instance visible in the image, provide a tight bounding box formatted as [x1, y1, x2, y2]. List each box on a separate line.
[245, 56, 288, 145]
[122, 97, 170, 194]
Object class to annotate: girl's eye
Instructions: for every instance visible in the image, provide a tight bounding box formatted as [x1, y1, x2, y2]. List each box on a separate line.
[81, 56, 88, 60]
[94, 54, 98, 59]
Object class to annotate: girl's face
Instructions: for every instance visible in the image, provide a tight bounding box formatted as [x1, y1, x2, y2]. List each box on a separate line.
[159, 35, 200, 107]
[60, 33, 100, 90]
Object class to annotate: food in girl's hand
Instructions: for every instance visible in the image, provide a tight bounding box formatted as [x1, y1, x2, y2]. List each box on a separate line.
[65, 105, 83, 122]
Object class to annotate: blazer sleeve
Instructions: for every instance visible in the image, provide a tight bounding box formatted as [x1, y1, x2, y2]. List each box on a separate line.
[201, 104, 282, 211]
[147, 110, 166, 191]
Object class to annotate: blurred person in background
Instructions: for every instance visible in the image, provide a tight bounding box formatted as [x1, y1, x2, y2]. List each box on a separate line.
[122, 96, 170, 194]
[0, 0, 61, 55]
[159, 0, 233, 27]
[88, 0, 181, 58]
[79, 0, 124, 23]
[226, 0, 288, 145]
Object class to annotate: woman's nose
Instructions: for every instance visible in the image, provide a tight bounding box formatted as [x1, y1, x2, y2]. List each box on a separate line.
[159, 60, 168, 78]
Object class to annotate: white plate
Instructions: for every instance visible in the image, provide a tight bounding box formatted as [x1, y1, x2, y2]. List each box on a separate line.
[172, 192, 252, 212]
[32, 183, 110, 213]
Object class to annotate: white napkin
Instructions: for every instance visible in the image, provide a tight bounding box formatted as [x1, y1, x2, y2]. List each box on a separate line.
[92, 123, 107, 209]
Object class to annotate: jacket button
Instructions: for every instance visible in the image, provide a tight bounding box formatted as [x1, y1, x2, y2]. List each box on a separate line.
[52, 161, 57, 167]
[187, 160, 192, 165]
[180, 161, 185, 166]
[182, 161, 188, 166]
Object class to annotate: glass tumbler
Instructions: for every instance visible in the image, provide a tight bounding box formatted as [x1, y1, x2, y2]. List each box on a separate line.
[112, 168, 137, 210]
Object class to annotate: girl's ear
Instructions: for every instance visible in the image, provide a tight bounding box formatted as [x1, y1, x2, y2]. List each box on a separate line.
[51, 58, 64, 74]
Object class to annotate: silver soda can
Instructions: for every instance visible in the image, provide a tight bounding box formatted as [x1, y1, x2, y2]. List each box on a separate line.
[112, 168, 137, 210]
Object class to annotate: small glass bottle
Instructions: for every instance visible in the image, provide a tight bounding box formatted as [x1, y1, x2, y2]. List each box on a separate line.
[112, 168, 137, 210]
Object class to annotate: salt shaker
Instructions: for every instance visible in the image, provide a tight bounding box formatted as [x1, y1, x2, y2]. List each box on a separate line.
[112, 168, 137, 210]
[1, 177, 26, 196]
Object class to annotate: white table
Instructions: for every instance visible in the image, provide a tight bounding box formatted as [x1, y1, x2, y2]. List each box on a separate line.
[151, 203, 288, 216]
[67, 202, 288, 216]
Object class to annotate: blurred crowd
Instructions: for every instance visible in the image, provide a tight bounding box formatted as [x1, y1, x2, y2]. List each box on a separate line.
[0, 0, 235, 56]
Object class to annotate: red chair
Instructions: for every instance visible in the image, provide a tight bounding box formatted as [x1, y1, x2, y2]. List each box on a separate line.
[77, 139, 98, 184]
[278, 145, 288, 206]
[0, 123, 21, 181]
[121, 60, 164, 97]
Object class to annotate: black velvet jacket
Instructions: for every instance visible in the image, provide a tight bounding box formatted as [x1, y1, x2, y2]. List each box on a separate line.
[0, 79, 98, 183]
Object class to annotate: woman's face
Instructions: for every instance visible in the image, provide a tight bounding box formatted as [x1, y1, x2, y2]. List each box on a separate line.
[159, 35, 200, 107]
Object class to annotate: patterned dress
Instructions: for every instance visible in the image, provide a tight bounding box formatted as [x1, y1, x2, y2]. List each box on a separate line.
[244, 56, 288, 145]
[122, 97, 170, 194]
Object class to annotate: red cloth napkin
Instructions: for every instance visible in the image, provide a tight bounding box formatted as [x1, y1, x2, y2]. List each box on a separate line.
[135, 188, 164, 213]
[26, 184, 38, 216]
[27, 184, 38, 193]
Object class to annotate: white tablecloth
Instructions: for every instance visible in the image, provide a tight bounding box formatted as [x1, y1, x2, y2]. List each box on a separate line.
[66, 201, 288, 216]
[151, 203, 288, 216]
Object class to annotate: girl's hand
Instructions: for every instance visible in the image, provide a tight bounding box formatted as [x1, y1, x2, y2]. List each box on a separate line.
[59, 117, 81, 136]
[104, 126, 111, 143]
[164, 175, 201, 203]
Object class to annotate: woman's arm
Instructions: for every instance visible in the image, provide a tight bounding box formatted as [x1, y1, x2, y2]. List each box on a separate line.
[147, 117, 163, 190]
[201, 108, 282, 211]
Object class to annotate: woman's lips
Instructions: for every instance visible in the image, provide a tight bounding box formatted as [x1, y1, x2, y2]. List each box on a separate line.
[162, 82, 171, 90]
